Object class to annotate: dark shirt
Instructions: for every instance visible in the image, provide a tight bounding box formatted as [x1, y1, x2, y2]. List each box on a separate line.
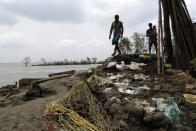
[146, 28, 153, 38]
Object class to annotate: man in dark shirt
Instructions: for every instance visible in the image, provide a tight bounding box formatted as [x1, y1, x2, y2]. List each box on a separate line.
[109, 15, 124, 56]
[146, 23, 154, 54]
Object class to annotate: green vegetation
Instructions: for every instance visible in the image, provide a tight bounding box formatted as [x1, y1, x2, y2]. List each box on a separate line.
[119, 32, 148, 54]
[32, 57, 103, 66]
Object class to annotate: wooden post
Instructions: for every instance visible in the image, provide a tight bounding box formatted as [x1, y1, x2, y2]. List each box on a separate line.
[157, 0, 161, 75]
[160, 1, 164, 76]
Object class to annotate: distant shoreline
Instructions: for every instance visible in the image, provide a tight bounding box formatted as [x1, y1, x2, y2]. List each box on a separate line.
[0, 64, 99, 87]
[32, 62, 104, 66]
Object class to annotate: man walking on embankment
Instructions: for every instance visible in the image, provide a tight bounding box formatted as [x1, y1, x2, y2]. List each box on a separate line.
[146, 23, 157, 54]
[109, 15, 124, 56]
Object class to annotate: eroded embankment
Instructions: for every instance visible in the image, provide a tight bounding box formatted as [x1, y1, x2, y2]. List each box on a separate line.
[0, 54, 196, 131]
[44, 54, 196, 131]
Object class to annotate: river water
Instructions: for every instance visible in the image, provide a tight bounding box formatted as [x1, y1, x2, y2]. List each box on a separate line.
[0, 63, 98, 87]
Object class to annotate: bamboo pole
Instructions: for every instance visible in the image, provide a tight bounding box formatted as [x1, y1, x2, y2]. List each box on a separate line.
[162, 0, 173, 64]
[160, 2, 164, 76]
[157, 0, 161, 75]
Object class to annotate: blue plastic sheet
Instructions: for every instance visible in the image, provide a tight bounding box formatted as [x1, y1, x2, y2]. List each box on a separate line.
[152, 97, 180, 122]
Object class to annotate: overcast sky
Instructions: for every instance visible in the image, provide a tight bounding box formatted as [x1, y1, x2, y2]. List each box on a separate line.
[0, 0, 195, 63]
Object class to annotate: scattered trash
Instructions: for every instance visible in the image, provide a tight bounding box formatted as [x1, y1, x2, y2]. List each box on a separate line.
[103, 88, 113, 93]
[133, 100, 150, 108]
[166, 69, 183, 74]
[139, 55, 152, 60]
[121, 61, 125, 65]
[107, 62, 117, 68]
[118, 88, 138, 95]
[126, 62, 146, 70]
[107, 61, 146, 71]
[152, 97, 181, 122]
[88, 69, 93, 73]
[183, 94, 196, 104]
[106, 73, 113, 76]
[116, 64, 125, 71]
[92, 75, 113, 86]
[144, 106, 156, 113]
[164, 64, 172, 68]
[126, 64, 141, 70]
[124, 97, 129, 101]
[134, 73, 149, 81]
[110, 97, 120, 101]
[114, 79, 130, 87]
[108, 74, 123, 81]
[137, 85, 150, 91]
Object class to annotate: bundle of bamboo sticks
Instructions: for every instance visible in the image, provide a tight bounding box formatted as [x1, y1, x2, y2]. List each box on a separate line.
[160, 0, 196, 67]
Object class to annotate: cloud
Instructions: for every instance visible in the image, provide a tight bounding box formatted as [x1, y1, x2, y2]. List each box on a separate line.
[0, 0, 195, 63]
[58, 39, 77, 47]
[0, 0, 87, 24]
[0, 32, 33, 48]
[0, 8, 18, 25]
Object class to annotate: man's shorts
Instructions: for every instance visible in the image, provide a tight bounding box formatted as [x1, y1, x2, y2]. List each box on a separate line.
[149, 37, 157, 47]
[112, 34, 120, 45]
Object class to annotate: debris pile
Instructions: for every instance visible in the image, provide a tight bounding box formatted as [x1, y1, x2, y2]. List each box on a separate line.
[46, 54, 196, 130]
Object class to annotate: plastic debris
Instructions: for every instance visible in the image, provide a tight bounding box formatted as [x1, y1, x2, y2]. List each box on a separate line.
[152, 97, 181, 122]
[116, 64, 125, 71]
[114, 79, 130, 87]
[134, 73, 149, 80]
[121, 61, 125, 65]
[108, 74, 123, 81]
[126, 64, 141, 70]
[144, 107, 156, 113]
[88, 69, 93, 73]
[110, 97, 120, 101]
[139, 55, 152, 60]
[126, 61, 146, 70]
[103, 88, 113, 93]
[107, 62, 117, 68]
[106, 73, 113, 76]
[137, 85, 150, 91]
[183, 94, 196, 104]
[118, 88, 138, 95]
[124, 97, 129, 101]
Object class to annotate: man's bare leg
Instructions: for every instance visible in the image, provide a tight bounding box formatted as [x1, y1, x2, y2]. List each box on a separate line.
[116, 43, 121, 55]
[112, 44, 117, 56]
[149, 43, 152, 54]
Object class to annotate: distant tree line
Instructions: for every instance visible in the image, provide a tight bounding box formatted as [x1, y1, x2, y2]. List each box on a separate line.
[23, 32, 152, 67]
[32, 57, 103, 66]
